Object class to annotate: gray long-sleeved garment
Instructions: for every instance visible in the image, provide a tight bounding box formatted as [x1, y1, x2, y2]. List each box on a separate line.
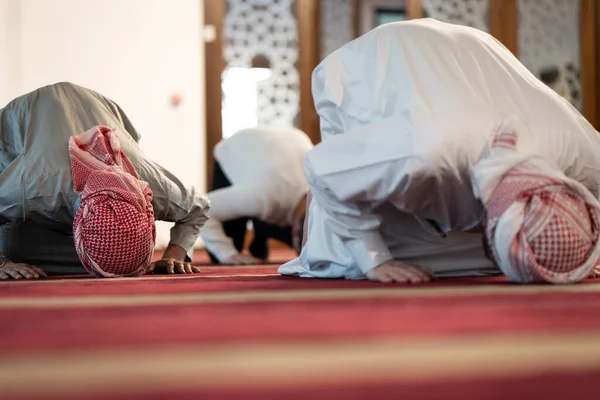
[0, 82, 209, 255]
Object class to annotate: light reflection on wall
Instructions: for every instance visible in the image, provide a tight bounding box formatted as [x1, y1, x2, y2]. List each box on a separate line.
[221, 66, 273, 139]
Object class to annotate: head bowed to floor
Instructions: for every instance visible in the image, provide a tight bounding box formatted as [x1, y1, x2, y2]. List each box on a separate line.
[472, 118, 600, 284]
[69, 125, 156, 278]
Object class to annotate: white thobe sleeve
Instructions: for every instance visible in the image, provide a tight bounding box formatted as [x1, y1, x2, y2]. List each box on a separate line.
[303, 118, 423, 274]
[305, 157, 393, 273]
[312, 63, 345, 141]
[201, 184, 271, 262]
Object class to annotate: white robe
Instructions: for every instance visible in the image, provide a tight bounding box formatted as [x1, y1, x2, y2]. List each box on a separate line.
[279, 19, 600, 279]
[202, 126, 313, 261]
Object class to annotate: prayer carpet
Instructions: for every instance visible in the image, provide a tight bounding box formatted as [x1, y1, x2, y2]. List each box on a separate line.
[1, 252, 599, 399]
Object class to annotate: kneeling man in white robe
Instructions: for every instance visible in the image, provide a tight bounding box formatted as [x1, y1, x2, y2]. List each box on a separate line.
[279, 19, 600, 284]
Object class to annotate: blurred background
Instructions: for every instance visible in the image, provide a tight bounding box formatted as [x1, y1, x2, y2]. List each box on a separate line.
[1, 0, 597, 248]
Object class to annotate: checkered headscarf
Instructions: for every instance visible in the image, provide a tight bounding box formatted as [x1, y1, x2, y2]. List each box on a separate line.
[472, 119, 600, 284]
[69, 126, 156, 278]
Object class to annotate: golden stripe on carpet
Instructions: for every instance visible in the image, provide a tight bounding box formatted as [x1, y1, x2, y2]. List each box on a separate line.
[0, 282, 599, 308]
[0, 269, 279, 285]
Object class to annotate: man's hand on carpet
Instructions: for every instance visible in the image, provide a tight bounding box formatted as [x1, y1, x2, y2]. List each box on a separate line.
[366, 260, 435, 283]
[588, 266, 600, 279]
[146, 258, 200, 275]
[224, 254, 263, 265]
[0, 262, 47, 280]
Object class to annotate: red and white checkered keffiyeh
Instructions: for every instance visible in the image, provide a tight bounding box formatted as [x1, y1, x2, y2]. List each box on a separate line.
[69, 125, 156, 278]
[472, 118, 600, 284]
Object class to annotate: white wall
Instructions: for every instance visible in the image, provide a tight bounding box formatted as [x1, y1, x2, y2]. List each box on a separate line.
[0, 0, 23, 104]
[0, 0, 7, 104]
[0, 0, 206, 249]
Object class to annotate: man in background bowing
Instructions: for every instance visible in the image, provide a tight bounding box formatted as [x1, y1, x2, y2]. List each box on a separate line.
[202, 126, 313, 264]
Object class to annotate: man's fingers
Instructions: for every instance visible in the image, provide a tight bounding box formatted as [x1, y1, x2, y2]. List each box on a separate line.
[373, 270, 393, 283]
[417, 266, 436, 280]
[402, 265, 430, 283]
[20, 265, 40, 279]
[406, 265, 431, 283]
[415, 266, 435, 282]
[367, 269, 390, 283]
[20, 271, 34, 279]
[31, 266, 47, 278]
[17, 267, 36, 279]
[191, 266, 201, 273]
[176, 262, 188, 274]
[387, 269, 409, 283]
[5, 269, 22, 279]
[166, 261, 175, 274]
[175, 262, 186, 274]
[147, 259, 198, 274]
[0, 271, 9, 280]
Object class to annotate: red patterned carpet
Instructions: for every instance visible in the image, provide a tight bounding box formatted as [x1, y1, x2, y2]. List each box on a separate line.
[1, 249, 599, 399]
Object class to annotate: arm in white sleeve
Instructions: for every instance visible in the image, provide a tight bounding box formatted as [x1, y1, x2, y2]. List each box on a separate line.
[201, 184, 273, 262]
[312, 60, 348, 142]
[304, 157, 393, 274]
[200, 218, 238, 262]
[303, 117, 420, 274]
